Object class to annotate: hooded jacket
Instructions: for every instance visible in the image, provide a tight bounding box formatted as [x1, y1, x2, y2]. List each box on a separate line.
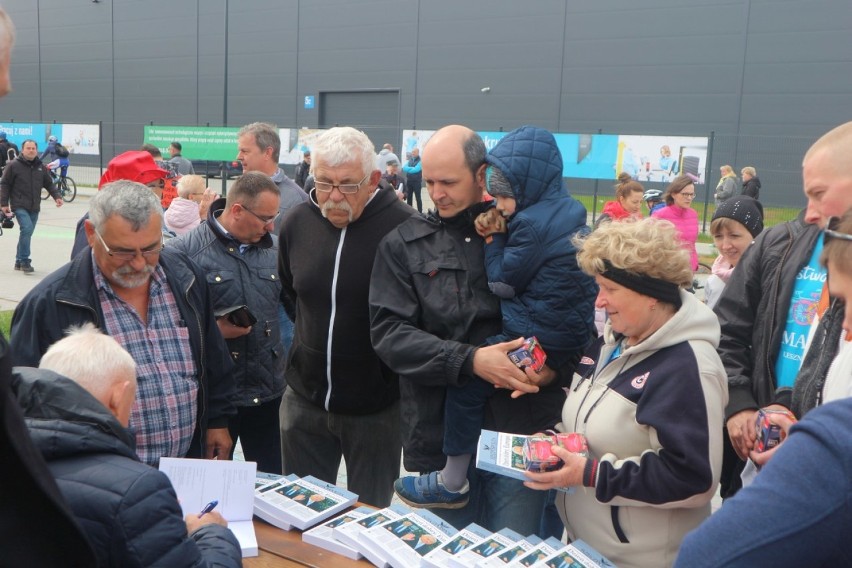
[483, 126, 597, 366]
[168, 197, 284, 406]
[13, 367, 242, 567]
[164, 196, 202, 236]
[742, 176, 761, 200]
[652, 204, 699, 271]
[557, 291, 727, 568]
[278, 185, 414, 414]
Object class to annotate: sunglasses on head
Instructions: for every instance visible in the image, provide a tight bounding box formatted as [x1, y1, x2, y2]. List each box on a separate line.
[825, 216, 852, 244]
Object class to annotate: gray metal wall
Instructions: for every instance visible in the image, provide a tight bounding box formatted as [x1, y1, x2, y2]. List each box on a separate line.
[3, 0, 851, 206]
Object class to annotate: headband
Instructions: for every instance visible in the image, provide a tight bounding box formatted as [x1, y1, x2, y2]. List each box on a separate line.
[601, 260, 682, 309]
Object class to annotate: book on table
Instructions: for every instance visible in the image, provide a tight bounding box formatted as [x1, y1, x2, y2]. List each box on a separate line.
[530, 539, 616, 568]
[421, 523, 492, 568]
[359, 508, 458, 568]
[447, 527, 524, 568]
[253, 473, 299, 530]
[506, 536, 566, 567]
[253, 474, 358, 531]
[478, 533, 542, 567]
[332, 504, 410, 567]
[301, 505, 376, 560]
[158, 457, 258, 558]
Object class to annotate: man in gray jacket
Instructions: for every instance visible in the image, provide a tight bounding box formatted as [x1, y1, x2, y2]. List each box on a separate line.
[169, 171, 285, 474]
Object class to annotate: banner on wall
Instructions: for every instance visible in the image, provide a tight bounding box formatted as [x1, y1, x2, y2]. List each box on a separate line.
[143, 125, 241, 162]
[402, 130, 708, 183]
[0, 122, 100, 156]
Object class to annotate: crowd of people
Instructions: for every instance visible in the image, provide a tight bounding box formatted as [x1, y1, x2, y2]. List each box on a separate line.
[2, 7, 852, 567]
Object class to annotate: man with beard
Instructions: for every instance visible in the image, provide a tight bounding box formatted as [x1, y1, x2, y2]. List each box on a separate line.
[10, 181, 236, 466]
[277, 126, 414, 507]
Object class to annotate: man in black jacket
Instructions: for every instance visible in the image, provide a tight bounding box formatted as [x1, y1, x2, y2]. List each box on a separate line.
[369, 125, 560, 535]
[17, 324, 242, 567]
[11, 181, 236, 466]
[0, 139, 63, 273]
[278, 126, 414, 507]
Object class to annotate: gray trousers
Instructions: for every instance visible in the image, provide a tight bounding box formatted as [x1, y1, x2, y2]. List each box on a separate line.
[279, 387, 401, 507]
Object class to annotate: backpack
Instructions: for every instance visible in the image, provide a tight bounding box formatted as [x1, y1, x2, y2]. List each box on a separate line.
[55, 144, 69, 158]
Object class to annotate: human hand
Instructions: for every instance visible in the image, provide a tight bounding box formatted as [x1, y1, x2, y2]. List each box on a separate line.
[474, 208, 506, 238]
[205, 428, 232, 460]
[1, 206, 10, 216]
[185, 510, 228, 534]
[749, 406, 797, 467]
[55, 198, 63, 208]
[198, 188, 217, 219]
[726, 409, 758, 460]
[523, 444, 586, 490]
[216, 316, 252, 339]
[473, 338, 539, 395]
[510, 364, 557, 398]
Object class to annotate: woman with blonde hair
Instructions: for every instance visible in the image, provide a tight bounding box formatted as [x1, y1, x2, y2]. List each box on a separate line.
[652, 175, 699, 271]
[595, 172, 644, 227]
[714, 164, 738, 206]
[524, 218, 727, 568]
[163, 175, 215, 235]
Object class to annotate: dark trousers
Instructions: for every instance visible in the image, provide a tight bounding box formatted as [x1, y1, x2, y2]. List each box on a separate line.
[406, 181, 423, 212]
[443, 375, 494, 456]
[227, 396, 283, 474]
[279, 387, 401, 507]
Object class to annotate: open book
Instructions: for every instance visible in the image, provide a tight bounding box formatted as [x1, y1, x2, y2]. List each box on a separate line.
[158, 457, 258, 558]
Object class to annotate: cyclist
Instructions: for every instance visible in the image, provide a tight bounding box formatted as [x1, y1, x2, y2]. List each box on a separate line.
[643, 188, 665, 215]
[41, 135, 70, 177]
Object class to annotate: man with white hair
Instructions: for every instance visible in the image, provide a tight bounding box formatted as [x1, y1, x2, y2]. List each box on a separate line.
[12, 324, 242, 567]
[11, 180, 237, 466]
[277, 126, 414, 506]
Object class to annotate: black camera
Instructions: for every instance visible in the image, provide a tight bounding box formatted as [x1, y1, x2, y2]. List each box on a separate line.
[1, 212, 14, 229]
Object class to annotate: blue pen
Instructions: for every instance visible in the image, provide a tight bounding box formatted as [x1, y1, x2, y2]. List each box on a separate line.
[198, 499, 219, 518]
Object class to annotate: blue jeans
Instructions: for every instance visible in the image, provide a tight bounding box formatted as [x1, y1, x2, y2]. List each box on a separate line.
[15, 208, 39, 263]
[443, 375, 493, 456]
[433, 464, 548, 537]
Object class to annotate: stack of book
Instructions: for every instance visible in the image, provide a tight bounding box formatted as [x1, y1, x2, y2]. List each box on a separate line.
[254, 474, 358, 531]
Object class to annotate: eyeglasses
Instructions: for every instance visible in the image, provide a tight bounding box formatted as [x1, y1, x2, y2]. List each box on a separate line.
[94, 229, 163, 261]
[825, 216, 852, 243]
[679, 192, 696, 199]
[240, 204, 281, 226]
[314, 173, 370, 194]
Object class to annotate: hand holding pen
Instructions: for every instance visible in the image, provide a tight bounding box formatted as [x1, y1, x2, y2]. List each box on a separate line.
[198, 499, 219, 518]
[185, 499, 227, 533]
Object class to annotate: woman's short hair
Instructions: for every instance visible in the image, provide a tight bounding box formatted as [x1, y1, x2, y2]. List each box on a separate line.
[663, 175, 695, 206]
[822, 208, 852, 273]
[615, 172, 644, 200]
[176, 175, 206, 199]
[575, 217, 693, 289]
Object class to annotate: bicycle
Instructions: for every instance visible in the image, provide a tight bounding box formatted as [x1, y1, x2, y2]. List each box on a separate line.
[42, 164, 77, 202]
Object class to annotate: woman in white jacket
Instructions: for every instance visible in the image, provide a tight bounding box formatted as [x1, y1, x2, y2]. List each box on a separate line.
[525, 218, 728, 568]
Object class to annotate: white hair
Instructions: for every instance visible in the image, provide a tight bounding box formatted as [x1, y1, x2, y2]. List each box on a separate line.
[311, 127, 377, 178]
[39, 323, 137, 401]
[176, 174, 205, 198]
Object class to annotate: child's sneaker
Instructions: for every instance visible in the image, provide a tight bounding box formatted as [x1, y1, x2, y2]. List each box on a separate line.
[393, 471, 469, 509]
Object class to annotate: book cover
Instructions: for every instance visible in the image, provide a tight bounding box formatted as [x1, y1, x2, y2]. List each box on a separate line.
[507, 536, 566, 567]
[332, 504, 410, 565]
[301, 506, 375, 560]
[531, 540, 614, 568]
[158, 457, 258, 558]
[448, 527, 524, 568]
[422, 523, 492, 568]
[359, 509, 458, 568]
[253, 474, 358, 531]
[253, 474, 300, 531]
[478, 534, 542, 567]
[476, 430, 574, 494]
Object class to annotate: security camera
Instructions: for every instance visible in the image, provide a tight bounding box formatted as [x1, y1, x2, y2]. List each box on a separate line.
[481, 87, 491, 93]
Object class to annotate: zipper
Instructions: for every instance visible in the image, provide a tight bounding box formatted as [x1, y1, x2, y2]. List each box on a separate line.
[324, 227, 346, 411]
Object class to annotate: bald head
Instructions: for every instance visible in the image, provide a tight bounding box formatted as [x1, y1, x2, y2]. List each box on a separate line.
[802, 121, 852, 227]
[421, 125, 487, 218]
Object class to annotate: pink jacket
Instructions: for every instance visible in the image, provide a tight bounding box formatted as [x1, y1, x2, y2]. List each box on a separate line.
[652, 204, 698, 270]
[164, 197, 201, 236]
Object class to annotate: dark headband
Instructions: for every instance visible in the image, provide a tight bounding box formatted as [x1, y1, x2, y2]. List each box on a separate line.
[601, 260, 682, 309]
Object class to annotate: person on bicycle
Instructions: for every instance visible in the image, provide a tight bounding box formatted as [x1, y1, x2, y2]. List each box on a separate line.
[643, 188, 665, 215]
[41, 135, 70, 177]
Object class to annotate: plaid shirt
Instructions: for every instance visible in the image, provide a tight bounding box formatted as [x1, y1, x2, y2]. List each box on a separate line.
[95, 256, 198, 465]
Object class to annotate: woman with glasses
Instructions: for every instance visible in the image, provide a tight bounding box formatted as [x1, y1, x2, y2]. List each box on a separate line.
[652, 175, 699, 271]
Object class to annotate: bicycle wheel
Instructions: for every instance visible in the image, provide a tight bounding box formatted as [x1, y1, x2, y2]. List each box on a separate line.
[42, 187, 50, 200]
[62, 176, 77, 202]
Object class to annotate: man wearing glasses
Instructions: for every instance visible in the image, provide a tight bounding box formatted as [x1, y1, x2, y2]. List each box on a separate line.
[168, 172, 285, 474]
[715, 120, 852, 497]
[277, 126, 414, 507]
[11, 181, 237, 467]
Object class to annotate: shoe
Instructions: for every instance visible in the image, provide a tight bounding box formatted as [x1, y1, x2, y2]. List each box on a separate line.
[21, 261, 33, 274]
[14, 261, 20, 270]
[393, 471, 469, 509]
